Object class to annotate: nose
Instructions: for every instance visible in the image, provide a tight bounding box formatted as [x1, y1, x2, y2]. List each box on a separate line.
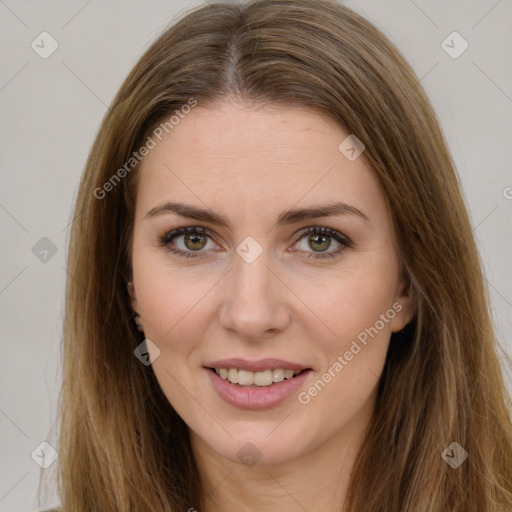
[218, 248, 292, 341]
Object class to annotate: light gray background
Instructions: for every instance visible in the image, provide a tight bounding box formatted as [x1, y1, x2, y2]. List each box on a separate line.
[0, 0, 511, 510]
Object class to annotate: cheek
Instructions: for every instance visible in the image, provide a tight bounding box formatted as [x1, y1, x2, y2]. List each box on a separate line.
[294, 269, 397, 432]
[295, 256, 399, 416]
[303, 260, 400, 350]
[132, 241, 217, 342]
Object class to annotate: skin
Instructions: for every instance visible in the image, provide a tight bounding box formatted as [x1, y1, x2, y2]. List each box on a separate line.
[128, 98, 415, 512]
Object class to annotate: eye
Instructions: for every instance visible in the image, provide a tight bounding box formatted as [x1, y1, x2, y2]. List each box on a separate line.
[160, 225, 351, 260]
[160, 226, 215, 259]
[290, 226, 351, 260]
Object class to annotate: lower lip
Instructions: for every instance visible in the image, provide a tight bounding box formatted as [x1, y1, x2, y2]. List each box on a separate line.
[205, 368, 312, 410]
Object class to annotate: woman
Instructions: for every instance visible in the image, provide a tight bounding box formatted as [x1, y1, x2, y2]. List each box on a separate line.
[42, 0, 512, 510]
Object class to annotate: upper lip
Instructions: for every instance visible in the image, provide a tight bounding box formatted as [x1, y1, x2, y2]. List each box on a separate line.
[204, 358, 311, 372]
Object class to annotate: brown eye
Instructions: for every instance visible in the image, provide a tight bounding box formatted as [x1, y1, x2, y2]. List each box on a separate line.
[161, 227, 214, 259]
[182, 231, 208, 251]
[292, 226, 351, 260]
[307, 232, 332, 252]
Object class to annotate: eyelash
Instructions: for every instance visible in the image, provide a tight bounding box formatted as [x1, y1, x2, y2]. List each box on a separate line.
[159, 226, 352, 260]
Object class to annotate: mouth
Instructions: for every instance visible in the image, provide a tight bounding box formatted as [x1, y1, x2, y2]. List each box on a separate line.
[203, 365, 313, 410]
[206, 367, 310, 388]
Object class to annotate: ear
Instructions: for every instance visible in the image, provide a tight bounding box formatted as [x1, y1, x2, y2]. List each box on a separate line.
[390, 271, 416, 333]
[127, 281, 139, 314]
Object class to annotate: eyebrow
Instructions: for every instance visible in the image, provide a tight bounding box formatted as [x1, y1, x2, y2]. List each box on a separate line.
[145, 201, 369, 228]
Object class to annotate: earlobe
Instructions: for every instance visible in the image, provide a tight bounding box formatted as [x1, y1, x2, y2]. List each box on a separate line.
[127, 281, 138, 309]
[127, 281, 144, 332]
[390, 275, 417, 333]
[131, 312, 144, 332]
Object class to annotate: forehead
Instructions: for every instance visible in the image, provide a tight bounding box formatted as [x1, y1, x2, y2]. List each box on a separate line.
[135, 99, 385, 224]
[146, 100, 350, 169]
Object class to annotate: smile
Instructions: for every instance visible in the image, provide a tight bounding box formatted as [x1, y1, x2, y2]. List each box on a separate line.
[211, 367, 305, 387]
[205, 367, 313, 409]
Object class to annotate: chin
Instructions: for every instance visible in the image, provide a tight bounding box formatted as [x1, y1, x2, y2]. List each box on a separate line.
[193, 417, 315, 468]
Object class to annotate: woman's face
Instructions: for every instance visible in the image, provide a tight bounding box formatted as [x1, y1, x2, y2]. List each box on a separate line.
[129, 98, 414, 467]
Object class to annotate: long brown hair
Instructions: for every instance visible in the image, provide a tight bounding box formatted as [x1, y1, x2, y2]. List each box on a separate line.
[40, 0, 512, 510]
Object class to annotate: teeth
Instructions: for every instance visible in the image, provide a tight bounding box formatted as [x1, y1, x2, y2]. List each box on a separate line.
[254, 369, 272, 386]
[228, 368, 239, 384]
[214, 367, 302, 386]
[238, 369, 255, 386]
[272, 369, 284, 382]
